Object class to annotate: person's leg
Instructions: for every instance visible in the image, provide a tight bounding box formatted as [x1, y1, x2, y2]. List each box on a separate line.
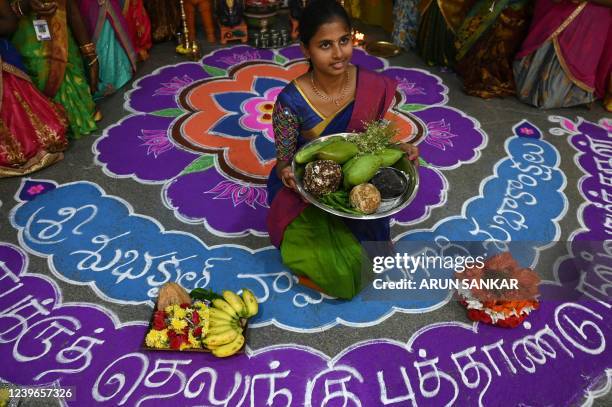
[197, 0, 215, 43]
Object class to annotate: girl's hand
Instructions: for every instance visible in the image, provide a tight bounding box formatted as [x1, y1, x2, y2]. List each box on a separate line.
[279, 165, 298, 191]
[278, 164, 309, 202]
[398, 142, 419, 167]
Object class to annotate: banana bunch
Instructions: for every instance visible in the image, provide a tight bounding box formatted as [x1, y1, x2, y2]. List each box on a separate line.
[203, 288, 258, 358]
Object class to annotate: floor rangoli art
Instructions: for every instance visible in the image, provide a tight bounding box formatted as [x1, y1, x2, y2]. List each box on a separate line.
[1, 43, 610, 405]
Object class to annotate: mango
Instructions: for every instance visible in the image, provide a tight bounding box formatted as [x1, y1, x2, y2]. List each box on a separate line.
[316, 141, 359, 164]
[295, 136, 343, 164]
[344, 154, 383, 187]
[376, 147, 404, 167]
[342, 156, 360, 189]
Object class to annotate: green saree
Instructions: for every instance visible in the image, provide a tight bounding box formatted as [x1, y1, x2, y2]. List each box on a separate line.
[12, 5, 97, 138]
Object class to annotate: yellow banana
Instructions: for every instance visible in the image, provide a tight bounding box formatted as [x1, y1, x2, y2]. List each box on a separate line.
[203, 327, 238, 347]
[241, 288, 259, 317]
[206, 325, 238, 337]
[211, 334, 245, 358]
[208, 317, 234, 328]
[212, 299, 239, 319]
[209, 307, 236, 322]
[222, 290, 247, 317]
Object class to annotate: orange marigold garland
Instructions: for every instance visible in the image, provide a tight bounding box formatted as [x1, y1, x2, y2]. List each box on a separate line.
[455, 252, 540, 328]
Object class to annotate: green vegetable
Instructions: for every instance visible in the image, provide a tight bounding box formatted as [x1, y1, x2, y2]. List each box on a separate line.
[317, 141, 359, 164]
[376, 147, 404, 167]
[319, 191, 364, 215]
[295, 136, 344, 164]
[190, 288, 222, 302]
[344, 154, 383, 187]
[342, 156, 359, 189]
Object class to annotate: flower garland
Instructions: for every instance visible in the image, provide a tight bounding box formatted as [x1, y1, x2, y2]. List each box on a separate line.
[455, 252, 540, 328]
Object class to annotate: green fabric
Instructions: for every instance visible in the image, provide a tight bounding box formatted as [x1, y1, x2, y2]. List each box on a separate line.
[280, 206, 368, 299]
[94, 20, 133, 99]
[12, 16, 97, 139]
[455, 0, 516, 61]
[416, 3, 457, 67]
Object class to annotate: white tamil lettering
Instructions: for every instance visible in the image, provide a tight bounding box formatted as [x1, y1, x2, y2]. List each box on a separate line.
[249, 360, 292, 407]
[377, 367, 417, 406]
[92, 352, 149, 405]
[450, 346, 491, 407]
[13, 316, 79, 362]
[35, 331, 105, 381]
[184, 367, 243, 405]
[415, 349, 458, 406]
[555, 303, 606, 356]
[0, 259, 24, 299]
[0, 295, 53, 343]
[480, 339, 517, 376]
[137, 359, 191, 407]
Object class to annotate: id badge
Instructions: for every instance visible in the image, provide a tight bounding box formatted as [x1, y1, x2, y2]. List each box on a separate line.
[33, 19, 52, 41]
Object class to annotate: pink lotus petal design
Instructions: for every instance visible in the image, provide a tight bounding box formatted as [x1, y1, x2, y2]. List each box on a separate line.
[396, 77, 426, 95]
[217, 50, 268, 66]
[205, 180, 269, 209]
[425, 119, 457, 150]
[153, 75, 195, 96]
[138, 129, 174, 158]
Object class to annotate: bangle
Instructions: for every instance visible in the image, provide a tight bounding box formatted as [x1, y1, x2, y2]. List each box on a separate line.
[87, 56, 99, 66]
[79, 43, 96, 55]
[10, 0, 24, 17]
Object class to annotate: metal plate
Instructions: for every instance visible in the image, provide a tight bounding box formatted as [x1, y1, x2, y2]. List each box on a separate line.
[365, 41, 401, 58]
[291, 133, 419, 220]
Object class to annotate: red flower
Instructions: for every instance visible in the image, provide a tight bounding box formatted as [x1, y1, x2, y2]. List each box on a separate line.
[153, 311, 166, 330]
[456, 252, 541, 303]
[169, 333, 188, 349]
[194, 326, 203, 337]
[180, 303, 189, 309]
[192, 311, 200, 324]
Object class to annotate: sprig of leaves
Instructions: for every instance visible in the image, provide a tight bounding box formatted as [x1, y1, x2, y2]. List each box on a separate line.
[190, 288, 222, 302]
[348, 120, 398, 154]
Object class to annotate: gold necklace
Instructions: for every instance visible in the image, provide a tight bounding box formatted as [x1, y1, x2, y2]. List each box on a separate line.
[310, 70, 350, 106]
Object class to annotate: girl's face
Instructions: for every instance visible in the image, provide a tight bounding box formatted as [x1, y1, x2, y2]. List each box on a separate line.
[301, 19, 353, 77]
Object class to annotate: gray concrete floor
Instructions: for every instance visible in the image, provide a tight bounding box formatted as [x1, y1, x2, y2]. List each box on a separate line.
[0, 20, 610, 406]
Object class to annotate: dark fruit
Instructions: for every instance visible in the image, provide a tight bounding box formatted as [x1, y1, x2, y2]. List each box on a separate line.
[370, 168, 406, 199]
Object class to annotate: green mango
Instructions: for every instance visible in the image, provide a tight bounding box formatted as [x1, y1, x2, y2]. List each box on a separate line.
[294, 136, 343, 164]
[344, 154, 383, 187]
[316, 141, 359, 164]
[342, 156, 360, 189]
[376, 147, 404, 167]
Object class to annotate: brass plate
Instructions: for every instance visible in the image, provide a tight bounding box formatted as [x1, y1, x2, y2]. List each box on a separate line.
[365, 41, 401, 58]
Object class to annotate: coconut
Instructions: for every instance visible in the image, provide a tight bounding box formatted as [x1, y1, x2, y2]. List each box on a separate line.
[303, 160, 342, 197]
[349, 183, 381, 214]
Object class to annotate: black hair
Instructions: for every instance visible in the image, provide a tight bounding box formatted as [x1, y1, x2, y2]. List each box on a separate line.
[298, 0, 352, 46]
